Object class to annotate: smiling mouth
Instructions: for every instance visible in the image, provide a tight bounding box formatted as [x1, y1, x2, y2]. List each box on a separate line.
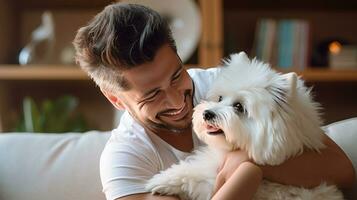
[206, 124, 224, 135]
[159, 92, 191, 120]
[159, 103, 189, 121]
[208, 129, 224, 135]
[162, 105, 186, 116]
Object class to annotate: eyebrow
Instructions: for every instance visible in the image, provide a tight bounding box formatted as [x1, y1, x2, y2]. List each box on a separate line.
[141, 63, 183, 99]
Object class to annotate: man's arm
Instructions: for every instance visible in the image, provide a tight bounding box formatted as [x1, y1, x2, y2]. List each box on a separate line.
[116, 193, 179, 200]
[260, 134, 355, 188]
[216, 133, 355, 193]
[212, 162, 263, 200]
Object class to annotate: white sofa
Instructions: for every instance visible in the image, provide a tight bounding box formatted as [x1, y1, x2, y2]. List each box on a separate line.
[0, 131, 110, 200]
[0, 118, 357, 200]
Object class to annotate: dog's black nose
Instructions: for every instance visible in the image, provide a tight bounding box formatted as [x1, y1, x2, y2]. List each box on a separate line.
[203, 110, 215, 121]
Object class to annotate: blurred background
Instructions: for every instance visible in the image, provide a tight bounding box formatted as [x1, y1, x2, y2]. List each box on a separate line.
[0, 0, 356, 133]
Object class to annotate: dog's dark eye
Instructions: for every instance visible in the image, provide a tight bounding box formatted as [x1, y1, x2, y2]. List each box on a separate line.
[218, 96, 223, 102]
[233, 102, 245, 113]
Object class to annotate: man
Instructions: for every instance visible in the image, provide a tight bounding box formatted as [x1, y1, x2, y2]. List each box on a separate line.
[73, 3, 355, 200]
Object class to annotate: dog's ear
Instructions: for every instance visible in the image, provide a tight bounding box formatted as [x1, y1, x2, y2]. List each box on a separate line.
[281, 72, 298, 98]
[227, 52, 250, 66]
[267, 72, 298, 105]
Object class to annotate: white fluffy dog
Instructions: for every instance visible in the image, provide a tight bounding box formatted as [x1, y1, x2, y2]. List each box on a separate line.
[146, 52, 343, 200]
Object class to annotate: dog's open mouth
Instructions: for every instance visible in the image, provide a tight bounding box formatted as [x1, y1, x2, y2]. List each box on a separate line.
[206, 124, 224, 135]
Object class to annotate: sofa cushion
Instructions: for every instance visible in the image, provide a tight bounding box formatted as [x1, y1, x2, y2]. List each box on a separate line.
[0, 131, 110, 200]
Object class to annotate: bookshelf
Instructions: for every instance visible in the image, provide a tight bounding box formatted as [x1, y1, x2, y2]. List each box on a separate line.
[221, 0, 357, 124]
[1, 0, 357, 131]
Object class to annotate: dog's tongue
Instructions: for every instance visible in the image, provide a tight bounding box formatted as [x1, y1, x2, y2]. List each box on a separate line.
[206, 124, 220, 132]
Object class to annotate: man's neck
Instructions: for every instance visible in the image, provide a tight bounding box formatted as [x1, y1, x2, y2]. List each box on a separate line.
[147, 128, 194, 153]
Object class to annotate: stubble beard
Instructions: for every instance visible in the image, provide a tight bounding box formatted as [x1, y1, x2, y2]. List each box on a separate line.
[136, 89, 193, 134]
[152, 91, 194, 134]
[147, 119, 192, 134]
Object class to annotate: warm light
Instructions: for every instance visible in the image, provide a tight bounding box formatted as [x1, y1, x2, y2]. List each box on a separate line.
[329, 41, 342, 54]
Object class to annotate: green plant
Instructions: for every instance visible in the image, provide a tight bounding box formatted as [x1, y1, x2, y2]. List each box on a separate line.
[14, 95, 88, 133]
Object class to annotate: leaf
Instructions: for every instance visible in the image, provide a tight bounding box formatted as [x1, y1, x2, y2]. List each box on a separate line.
[23, 97, 42, 132]
[14, 95, 89, 133]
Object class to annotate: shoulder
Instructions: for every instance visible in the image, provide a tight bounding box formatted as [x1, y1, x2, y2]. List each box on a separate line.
[100, 134, 159, 170]
[100, 112, 160, 170]
[99, 113, 162, 200]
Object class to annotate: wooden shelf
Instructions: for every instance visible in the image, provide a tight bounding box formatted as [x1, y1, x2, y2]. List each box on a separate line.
[280, 68, 357, 82]
[0, 65, 88, 80]
[0, 64, 201, 81]
[1, 65, 357, 82]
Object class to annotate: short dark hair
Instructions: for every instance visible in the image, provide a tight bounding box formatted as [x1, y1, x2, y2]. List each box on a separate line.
[73, 3, 176, 91]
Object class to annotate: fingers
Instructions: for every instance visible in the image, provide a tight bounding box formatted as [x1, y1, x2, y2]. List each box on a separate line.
[213, 172, 226, 196]
[217, 156, 226, 173]
[216, 162, 263, 200]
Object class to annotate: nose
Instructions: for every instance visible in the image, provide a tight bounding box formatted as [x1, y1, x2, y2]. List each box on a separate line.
[165, 89, 184, 109]
[203, 110, 216, 121]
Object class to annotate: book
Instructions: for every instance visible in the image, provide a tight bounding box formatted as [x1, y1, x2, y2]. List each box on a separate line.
[253, 18, 310, 70]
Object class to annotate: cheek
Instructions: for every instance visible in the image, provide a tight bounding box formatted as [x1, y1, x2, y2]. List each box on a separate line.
[140, 101, 163, 119]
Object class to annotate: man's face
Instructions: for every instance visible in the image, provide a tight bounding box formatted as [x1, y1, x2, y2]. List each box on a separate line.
[113, 45, 194, 133]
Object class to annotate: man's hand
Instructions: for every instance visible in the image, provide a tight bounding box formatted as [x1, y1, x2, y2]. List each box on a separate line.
[212, 161, 263, 200]
[213, 149, 250, 193]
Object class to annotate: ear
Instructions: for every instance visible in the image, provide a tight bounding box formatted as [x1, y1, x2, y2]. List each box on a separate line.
[225, 51, 250, 66]
[281, 72, 298, 98]
[100, 89, 126, 110]
[229, 51, 250, 65]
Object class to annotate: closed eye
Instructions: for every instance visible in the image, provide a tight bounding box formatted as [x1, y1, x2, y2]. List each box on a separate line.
[141, 90, 160, 103]
[172, 72, 181, 82]
[146, 90, 160, 100]
[171, 66, 183, 84]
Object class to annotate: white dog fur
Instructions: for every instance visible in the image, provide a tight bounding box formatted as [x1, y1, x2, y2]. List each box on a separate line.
[145, 52, 343, 200]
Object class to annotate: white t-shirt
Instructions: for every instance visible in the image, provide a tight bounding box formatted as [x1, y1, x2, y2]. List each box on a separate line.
[100, 67, 221, 200]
